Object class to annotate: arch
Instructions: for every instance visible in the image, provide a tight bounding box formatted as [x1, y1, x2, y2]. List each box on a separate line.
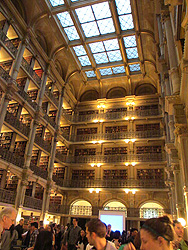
[11, 0, 27, 22]
[106, 87, 127, 99]
[54, 59, 63, 76]
[80, 90, 99, 102]
[35, 30, 48, 55]
[103, 200, 127, 216]
[135, 83, 157, 96]
[70, 199, 92, 216]
[139, 201, 164, 219]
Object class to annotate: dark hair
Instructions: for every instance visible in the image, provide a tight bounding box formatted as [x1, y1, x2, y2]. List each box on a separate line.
[173, 220, 181, 227]
[9, 224, 15, 237]
[141, 215, 174, 243]
[86, 219, 106, 238]
[31, 222, 38, 229]
[113, 230, 121, 239]
[130, 228, 138, 234]
[134, 231, 141, 249]
[73, 218, 79, 222]
[34, 230, 53, 250]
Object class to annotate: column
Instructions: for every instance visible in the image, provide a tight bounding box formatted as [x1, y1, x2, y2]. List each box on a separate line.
[32, 182, 37, 197]
[168, 115, 175, 142]
[0, 91, 12, 132]
[157, 14, 165, 57]
[162, 12, 180, 94]
[0, 169, 7, 188]
[172, 164, 185, 218]
[10, 40, 26, 80]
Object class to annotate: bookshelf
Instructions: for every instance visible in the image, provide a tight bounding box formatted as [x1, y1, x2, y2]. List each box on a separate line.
[0, 132, 13, 149]
[136, 146, 162, 154]
[137, 169, 164, 180]
[35, 184, 44, 200]
[75, 148, 96, 156]
[135, 104, 158, 111]
[19, 114, 32, 126]
[27, 90, 38, 100]
[11, 38, 20, 48]
[53, 90, 59, 99]
[7, 103, 19, 116]
[25, 181, 33, 196]
[72, 170, 95, 180]
[56, 146, 67, 155]
[103, 169, 128, 180]
[79, 110, 98, 115]
[106, 107, 127, 113]
[14, 141, 27, 156]
[39, 156, 49, 171]
[77, 127, 97, 135]
[53, 166, 65, 179]
[34, 69, 43, 78]
[16, 77, 27, 88]
[44, 132, 52, 144]
[42, 102, 48, 113]
[60, 126, 70, 136]
[104, 147, 127, 155]
[36, 124, 44, 137]
[6, 173, 18, 191]
[50, 195, 62, 205]
[0, 60, 13, 73]
[105, 125, 127, 133]
[49, 110, 57, 121]
[31, 150, 39, 165]
[136, 123, 160, 131]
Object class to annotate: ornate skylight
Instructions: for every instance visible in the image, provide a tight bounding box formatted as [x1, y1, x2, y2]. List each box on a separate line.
[49, 0, 141, 80]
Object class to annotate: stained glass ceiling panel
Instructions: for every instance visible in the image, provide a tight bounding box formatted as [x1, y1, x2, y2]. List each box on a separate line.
[49, 0, 64, 6]
[85, 71, 96, 78]
[115, 0, 132, 15]
[129, 64, 141, 72]
[124, 36, 137, 48]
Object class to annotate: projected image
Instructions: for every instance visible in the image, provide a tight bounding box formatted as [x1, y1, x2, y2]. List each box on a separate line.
[99, 211, 125, 232]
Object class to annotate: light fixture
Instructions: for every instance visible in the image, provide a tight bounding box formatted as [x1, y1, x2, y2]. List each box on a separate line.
[125, 163, 129, 166]
[98, 140, 103, 144]
[125, 189, 130, 194]
[131, 139, 136, 142]
[178, 218, 186, 227]
[99, 119, 104, 123]
[132, 190, 136, 194]
[93, 119, 98, 123]
[96, 188, 100, 193]
[92, 141, 97, 144]
[124, 139, 129, 143]
[89, 188, 94, 193]
[91, 163, 95, 167]
[131, 117, 135, 120]
[97, 163, 101, 167]
[124, 117, 129, 120]
[131, 162, 136, 166]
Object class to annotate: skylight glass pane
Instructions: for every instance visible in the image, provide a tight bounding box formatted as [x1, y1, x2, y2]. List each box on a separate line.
[81, 22, 100, 37]
[112, 66, 125, 74]
[73, 45, 86, 56]
[92, 2, 111, 19]
[100, 68, 113, 76]
[64, 27, 80, 40]
[123, 35, 136, 48]
[50, 0, 64, 6]
[71, 0, 79, 1]
[78, 55, 91, 66]
[126, 48, 138, 59]
[119, 14, 134, 30]
[97, 18, 115, 34]
[85, 71, 96, 78]
[129, 64, 140, 71]
[107, 50, 122, 62]
[89, 42, 105, 53]
[76, 6, 95, 23]
[93, 53, 108, 64]
[115, 0, 131, 15]
[103, 39, 119, 51]
[57, 12, 73, 27]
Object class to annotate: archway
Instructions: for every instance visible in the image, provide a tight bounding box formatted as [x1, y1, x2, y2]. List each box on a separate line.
[140, 202, 164, 218]
[70, 200, 92, 216]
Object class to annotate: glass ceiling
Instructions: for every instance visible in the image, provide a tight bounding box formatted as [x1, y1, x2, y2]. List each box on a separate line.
[48, 0, 141, 80]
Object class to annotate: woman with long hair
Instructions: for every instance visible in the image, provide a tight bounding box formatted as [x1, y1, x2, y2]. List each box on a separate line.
[34, 230, 53, 250]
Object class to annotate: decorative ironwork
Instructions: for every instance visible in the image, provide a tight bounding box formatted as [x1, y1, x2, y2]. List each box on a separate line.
[0, 188, 16, 204]
[24, 195, 43, 210]
[0, 146, 24, 168]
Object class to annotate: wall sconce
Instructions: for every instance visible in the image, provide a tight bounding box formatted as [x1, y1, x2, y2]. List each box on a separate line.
[124, 189, 137, 194]
[92, 141, 104, 144]
[90, 163, 102, 167]
[124, 162, 137, 166]
[97, 104, 105, 109]
[93, 119, 104, 123]
[89, 188, 101, 193]
[126, 102, 135, 106]
[124, 117, 135, 120]
[124, 139, 136, 143]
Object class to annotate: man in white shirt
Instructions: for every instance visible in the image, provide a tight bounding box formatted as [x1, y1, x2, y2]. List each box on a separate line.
[86, 219, 116, 250]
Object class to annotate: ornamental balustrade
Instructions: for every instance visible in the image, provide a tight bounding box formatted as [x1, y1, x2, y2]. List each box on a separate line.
[0, 146, 24, 168]
[18, 88, 38, 110]
[5, 112, 30, 137]
[45, 89, 59, 107]
[0, 65, 11, 82]
[71, 129, 163, 142]
[30, 164, 48, 179]
[66, 153, 165, 164]
[21, 58, 41, 86]
[34, 135, 51, 153]
[24, 195, 43, 210]
[0, 188, 16, 204]
[0, 30, 18, 57]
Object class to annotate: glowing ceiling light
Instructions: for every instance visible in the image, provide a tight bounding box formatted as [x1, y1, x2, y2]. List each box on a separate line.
[125, 189, 130, 194]
[124, 139, 129, 143]
[131, 117, 135, 120]
[96, 188, 100, 193]
[132, 190, 136, 194]
[131, 139, 136, 142]
[125, 163, 129, 166]
[99, 119, 104, 123]
[91, 163, 95, 167]
[98, 140, 103, 144]
[92, 141, 97, 144]
[131, 162, 136, 166]
[89, 188, 94, 193]
[124, 117, 129, 120]
[93, 120, 98, 123]
[97, 163, 101, 167]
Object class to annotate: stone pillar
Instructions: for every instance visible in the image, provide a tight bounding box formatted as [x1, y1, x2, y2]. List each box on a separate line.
[162, 12, 180, 94]
[32, 182, 37, 197]
[172, 164, 185, 218]
[168, 115, 175, 142]
[0, 169, 7, 188]
[157, 14, 165, 57]
[10, 40, 26, 80]
[0, 91, 12, 132]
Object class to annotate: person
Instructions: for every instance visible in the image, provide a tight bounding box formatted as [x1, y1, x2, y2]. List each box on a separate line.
[67, 218, 81, 250]
[119, 231, 141, 250]
[1, 224, 18, 250]
[55, 224, 62, 250]
[34, 230, 53, 250]
[47, 224, 56, 249]
[126, 229, 138, 244]
[0, 207, 17, 249]
[38, 221, 44, 232]
[27, 222, 39, 250]
[85, 218, 116, 250]
[106, 224, 114, 241]
[77, 230, 88, 250]
[61, 223, 70, 250]
[173, 220, 188, 250]
[112, 231, 121, 249]
[140, 215, 174, 250]
[15, 218, 24, 241]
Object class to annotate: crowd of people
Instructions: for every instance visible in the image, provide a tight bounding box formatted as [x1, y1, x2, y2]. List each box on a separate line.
[0, 207, 188, 250]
